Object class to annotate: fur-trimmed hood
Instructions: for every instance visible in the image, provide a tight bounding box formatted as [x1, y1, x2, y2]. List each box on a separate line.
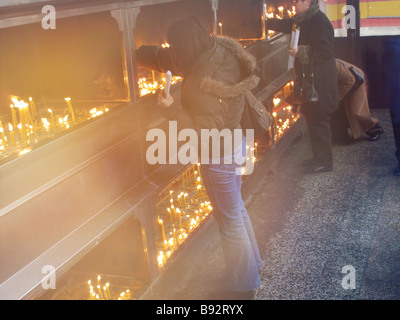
[199, 36, 260, 99]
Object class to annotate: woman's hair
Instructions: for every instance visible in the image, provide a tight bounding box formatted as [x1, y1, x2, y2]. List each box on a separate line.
[166, 16, 214, 73]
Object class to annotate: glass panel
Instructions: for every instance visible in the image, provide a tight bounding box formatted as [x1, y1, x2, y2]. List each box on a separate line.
[271, 81, 300, 142]
[0, 12, 127, 162]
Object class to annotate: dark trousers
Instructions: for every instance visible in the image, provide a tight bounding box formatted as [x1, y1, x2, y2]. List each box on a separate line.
[304, 111, 334, 168]
[330, 101, 351, 144]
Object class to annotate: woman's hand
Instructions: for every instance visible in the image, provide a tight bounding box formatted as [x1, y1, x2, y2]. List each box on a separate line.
[289, 47, 299, 57]
[157, 90, 174, 109]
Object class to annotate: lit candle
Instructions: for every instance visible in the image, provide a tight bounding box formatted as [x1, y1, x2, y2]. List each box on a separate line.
[158, 217, 166, 242]
[25, 102, 33, 127]
[48, 109, 56, 133]
[170, 205, 176, 220]
[29, 97, 36, 119]
[178, 210, 182, 230]
[17, 123, 25, 146]
[97, 284, 104, 300]
[196, 184, 202, 196]
[173, 228, 178, 244]
[177, 193, 183, 206]
[125, 289, 131, 300]
[167, 207, 172, 221]
[8, 123, 16, 146]
[16, 106, 26, 144]
[219, 22, 223, 35]
[65, 97, 75, 123]
[103, 285, 109, 300]
[0, 123, 6, 147]
[10, 105, 17, 129]
[157, 251, 164, 267]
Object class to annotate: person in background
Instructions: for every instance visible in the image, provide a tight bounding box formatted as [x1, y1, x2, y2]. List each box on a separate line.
[266, 0, 338, 174]
[136, 16, 263, 298]
[331, 59, 383, 144]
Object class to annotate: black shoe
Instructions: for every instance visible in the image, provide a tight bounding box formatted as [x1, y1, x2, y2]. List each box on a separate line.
[367, 131, 381, 141]
[367, 125, 384, 141]
[303, 163, 333, 174]
[394, 164, 400, 176]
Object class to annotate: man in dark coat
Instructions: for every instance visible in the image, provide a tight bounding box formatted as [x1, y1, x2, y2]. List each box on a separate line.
[267, 0, 338, 173]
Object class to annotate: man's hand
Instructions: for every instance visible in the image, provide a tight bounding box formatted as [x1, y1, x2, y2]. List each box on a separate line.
[289, 47, 298, 57]
[157, 90, 174, 109]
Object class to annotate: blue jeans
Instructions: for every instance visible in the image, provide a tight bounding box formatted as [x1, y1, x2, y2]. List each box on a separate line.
[200, 145, 262, 292]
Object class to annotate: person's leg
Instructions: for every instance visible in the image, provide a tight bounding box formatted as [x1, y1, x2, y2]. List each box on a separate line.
[330, 101, 351, 145]
[304, 112, 333, 170]
[235, 173, 263, 270]
[200, 163, 261, 292]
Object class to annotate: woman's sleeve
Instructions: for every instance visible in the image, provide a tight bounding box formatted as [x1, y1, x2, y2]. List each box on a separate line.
[136, 45, 181, 75]
[265, 18, 293, 34]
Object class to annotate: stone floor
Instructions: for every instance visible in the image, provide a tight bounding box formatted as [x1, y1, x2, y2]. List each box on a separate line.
[152, 108, 400, 300]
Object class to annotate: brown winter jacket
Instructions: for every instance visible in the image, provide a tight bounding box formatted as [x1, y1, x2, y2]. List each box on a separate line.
[136, 36, 260, 136]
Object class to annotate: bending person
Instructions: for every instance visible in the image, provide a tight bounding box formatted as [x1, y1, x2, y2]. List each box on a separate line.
[333, 59, 383, 143]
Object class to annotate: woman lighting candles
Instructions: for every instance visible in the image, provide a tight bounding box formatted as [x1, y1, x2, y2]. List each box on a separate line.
[136, 16, 262, 299]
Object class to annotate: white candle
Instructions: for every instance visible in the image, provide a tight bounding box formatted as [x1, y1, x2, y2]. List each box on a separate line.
[65, 97, 75, 122]
[158, 217, 166, 242]
[8, 123, 16, 146]
[10, 105, 17, 129]
[29, 97, 36, 119]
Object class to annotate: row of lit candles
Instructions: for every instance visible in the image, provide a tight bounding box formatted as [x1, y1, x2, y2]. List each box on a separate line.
[266, 6, 296, 38]
[87, 275, 132, 300]
[271, 82, 300, 141]
[266, 6, 296, 20]
[0, 96, 110, 157]
[156, 163, 214, 267]
[138, 50, 182, 97]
